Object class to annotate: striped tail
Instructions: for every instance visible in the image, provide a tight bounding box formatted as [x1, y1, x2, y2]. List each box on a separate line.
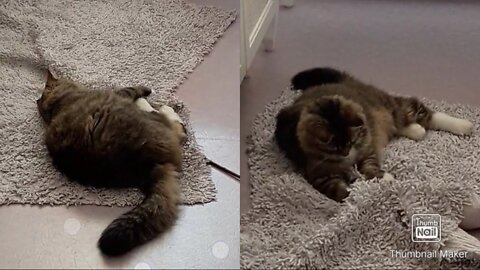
[98, 164, 179, 256]
[291, 67, 346, 91]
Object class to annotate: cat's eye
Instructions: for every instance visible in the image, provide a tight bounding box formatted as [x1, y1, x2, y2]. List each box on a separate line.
[328, 146, 338, 153]
[333, 145, 342, 152]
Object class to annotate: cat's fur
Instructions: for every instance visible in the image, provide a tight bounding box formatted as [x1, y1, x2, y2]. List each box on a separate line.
[37, 70, 185, 256]
[275, 67, 473, 202]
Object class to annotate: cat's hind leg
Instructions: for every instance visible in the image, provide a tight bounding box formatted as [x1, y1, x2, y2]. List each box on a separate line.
[135, 98, 183, 124]
[397, 96, 473, 136]
[398, 123, 427, 141]
[429, 112, 473, 136]
[158, 105, 184, 126]
[158, 105, 186, 141]
[135, 97, 156, 112]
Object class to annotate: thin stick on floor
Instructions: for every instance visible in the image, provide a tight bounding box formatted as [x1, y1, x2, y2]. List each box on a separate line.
[207, 159, 240, 180]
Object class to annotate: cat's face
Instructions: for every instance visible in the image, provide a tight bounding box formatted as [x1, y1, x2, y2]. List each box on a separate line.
[297, 96, 368, 159]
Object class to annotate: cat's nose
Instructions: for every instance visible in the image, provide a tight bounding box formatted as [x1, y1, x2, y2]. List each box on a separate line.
[341, 149, 350, 156]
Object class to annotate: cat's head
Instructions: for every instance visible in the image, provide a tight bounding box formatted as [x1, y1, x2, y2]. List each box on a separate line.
[37, 70, 74, 124]
[297, 95, 368, 159]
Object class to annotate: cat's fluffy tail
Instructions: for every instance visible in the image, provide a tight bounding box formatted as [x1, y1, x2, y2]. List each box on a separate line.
[98, 164, 179, 256]
[291, 67, 346, 90]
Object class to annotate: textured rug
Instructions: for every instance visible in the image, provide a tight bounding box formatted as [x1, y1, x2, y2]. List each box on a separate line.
[0, 0, 236, 206]
[241, 88, 480, 269]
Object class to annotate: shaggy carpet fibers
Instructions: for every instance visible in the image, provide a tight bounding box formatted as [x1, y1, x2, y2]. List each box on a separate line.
[241, 88, 480, 269]
[0, 0, 236, 206]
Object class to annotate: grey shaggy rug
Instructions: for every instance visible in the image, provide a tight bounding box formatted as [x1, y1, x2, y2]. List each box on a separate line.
[241, 88, 480, 269]
[0, 0, 236, 206]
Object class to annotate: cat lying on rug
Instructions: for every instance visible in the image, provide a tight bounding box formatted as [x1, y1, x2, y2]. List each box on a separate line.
[275, 67, 473, 202]
[37, 70, 186, 256]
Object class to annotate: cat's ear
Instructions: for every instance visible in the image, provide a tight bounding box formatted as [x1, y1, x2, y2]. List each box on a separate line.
[348, 116, 364, 127]
[343, 105, 364, 127]
[45, 69, 58, 90]
[308, 97, 336, 116]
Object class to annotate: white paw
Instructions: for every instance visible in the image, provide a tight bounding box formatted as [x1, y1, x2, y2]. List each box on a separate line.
[135, 98, 156, 112]
[451, 119, 473, 136]
[159, 105, 184, 125]
[431, 112, 474, 136]
[402, 123, 426, 140]
[382, 172, 395, 182]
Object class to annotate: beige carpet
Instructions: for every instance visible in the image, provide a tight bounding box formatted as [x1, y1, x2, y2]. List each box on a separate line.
[0, 0, 236, 206]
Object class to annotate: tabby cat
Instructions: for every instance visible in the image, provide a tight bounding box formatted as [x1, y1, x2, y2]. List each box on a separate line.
[37, 70, 186, 256]
[275, 67, 473, 202]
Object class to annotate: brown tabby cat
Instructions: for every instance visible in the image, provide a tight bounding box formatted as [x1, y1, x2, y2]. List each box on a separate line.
[275, 67, 473, 202]
[37, 70, 186, 256]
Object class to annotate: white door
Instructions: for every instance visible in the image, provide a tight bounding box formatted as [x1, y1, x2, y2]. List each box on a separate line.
[240, 0, 279, 81]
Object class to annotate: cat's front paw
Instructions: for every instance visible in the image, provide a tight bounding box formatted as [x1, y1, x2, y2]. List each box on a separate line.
[335, 187, 349, 202]
[330, 181, 349, 202]
[450, 119, 473, 136]
[382, 172, 395, 182]
[320, 179, 349, 202]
